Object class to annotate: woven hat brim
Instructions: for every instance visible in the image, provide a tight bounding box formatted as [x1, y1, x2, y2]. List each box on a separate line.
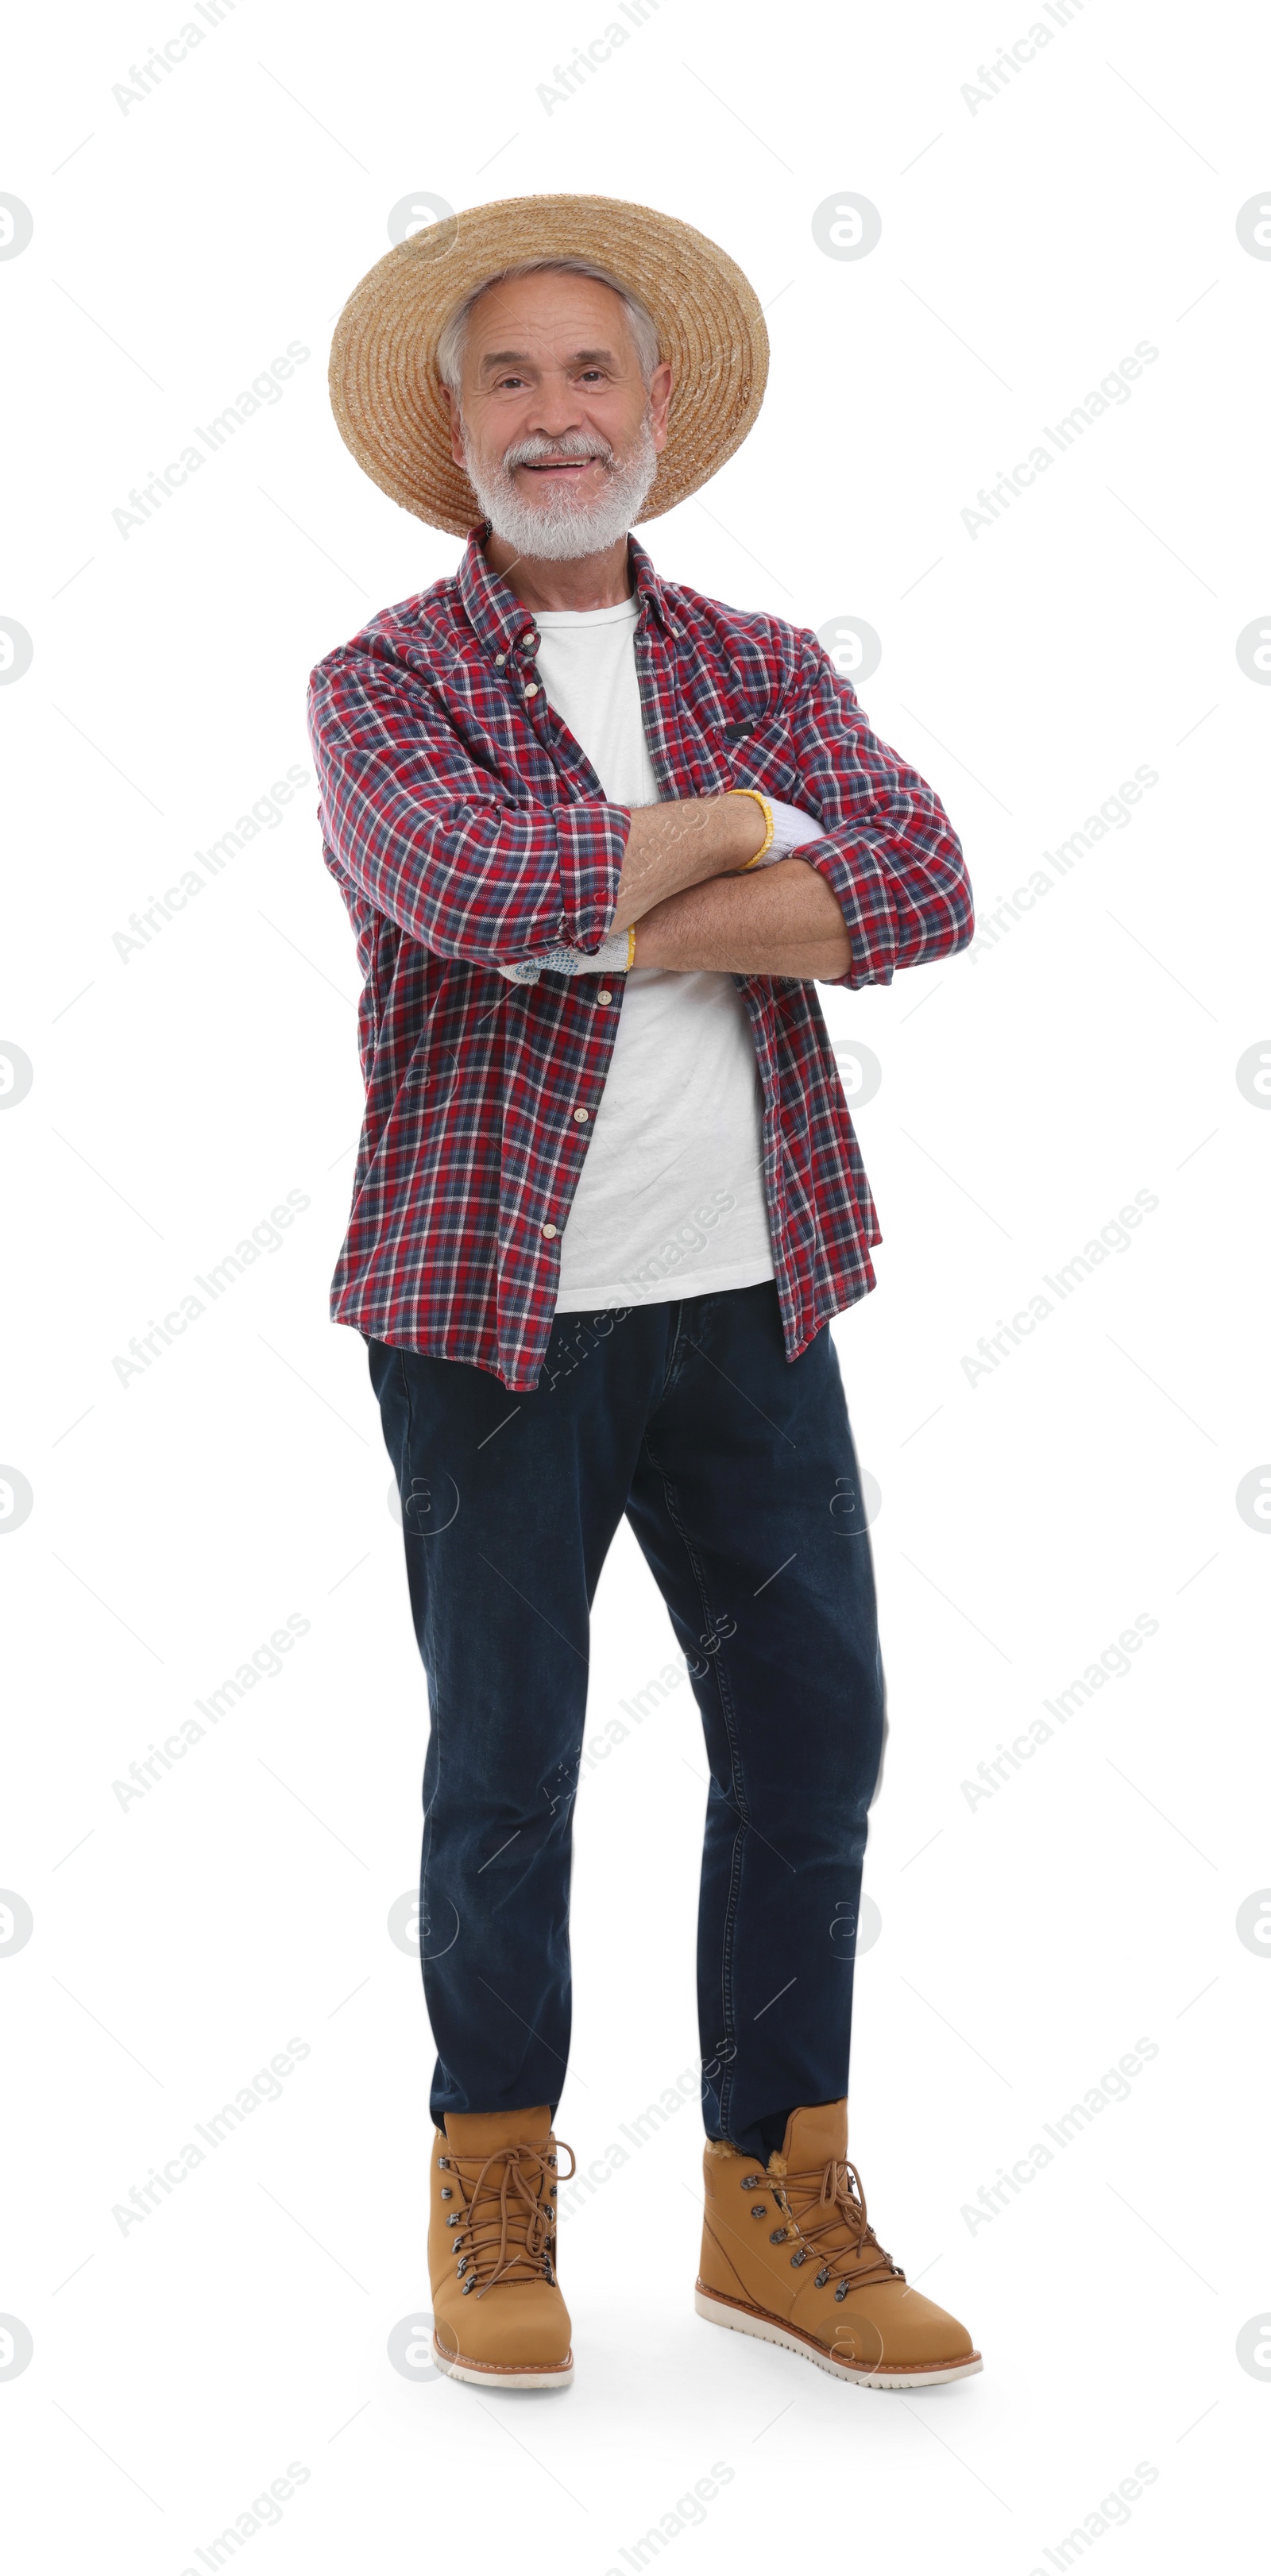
[328, 193, 769, 538]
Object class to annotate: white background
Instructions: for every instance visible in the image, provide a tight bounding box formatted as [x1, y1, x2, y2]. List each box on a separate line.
[2, 0, 1269, 2567]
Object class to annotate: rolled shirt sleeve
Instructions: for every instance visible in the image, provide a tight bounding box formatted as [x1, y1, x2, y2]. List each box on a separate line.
[782, 632, 975, 988]
[307, 643, 632, 966]
[310, 527, 967, 1389]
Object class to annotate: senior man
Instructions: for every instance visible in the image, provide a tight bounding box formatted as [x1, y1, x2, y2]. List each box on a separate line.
[309, 195, 979, 2394]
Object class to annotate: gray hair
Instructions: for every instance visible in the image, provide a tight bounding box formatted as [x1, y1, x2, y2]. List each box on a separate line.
[435, 257, 661, 397]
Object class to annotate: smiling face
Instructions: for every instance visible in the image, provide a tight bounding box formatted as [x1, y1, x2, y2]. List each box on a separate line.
[439, 268, 673, 562]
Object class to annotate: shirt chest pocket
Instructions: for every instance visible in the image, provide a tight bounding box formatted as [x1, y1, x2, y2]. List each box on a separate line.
[717, 712, 801, 800]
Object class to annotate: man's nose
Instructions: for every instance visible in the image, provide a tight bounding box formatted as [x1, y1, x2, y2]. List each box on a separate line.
[524, 374, 592, 439]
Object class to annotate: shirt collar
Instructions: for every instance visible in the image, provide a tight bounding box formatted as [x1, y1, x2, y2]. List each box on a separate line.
[455, 522, 676, 660]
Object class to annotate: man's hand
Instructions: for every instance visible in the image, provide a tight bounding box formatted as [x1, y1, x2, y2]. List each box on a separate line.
[606, 792, 768, 933]
[607, 792, 829, 929]
[496, 791, 831, 981]
[632, 855, 852, 981]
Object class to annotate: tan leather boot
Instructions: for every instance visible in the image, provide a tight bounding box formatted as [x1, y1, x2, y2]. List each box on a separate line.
[429, 2107, 575, 2389]
[696, 2100, 981, 2388]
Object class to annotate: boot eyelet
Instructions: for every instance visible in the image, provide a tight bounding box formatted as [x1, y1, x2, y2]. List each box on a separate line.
[769, 2228, 788, 2244]
[740, 2175, 761, 2190]
[462, 2277, 477, 2295]
[750, 2203, 767, 2219]
[440, 2187, 452, 2200]
[437, 2157, 450, 2169]
[790, 2249, 809, 2267]
[814, 2268, 829, 2287]
[446, 2213, 461, 2227]
[835, 2284, 848, 2302]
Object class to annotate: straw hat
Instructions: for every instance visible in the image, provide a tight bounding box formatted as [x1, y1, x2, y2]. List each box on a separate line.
[328, 192, 768, 537]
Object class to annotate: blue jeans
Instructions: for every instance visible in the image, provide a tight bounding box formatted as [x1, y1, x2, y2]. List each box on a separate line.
[367, 1282, 887, 2162]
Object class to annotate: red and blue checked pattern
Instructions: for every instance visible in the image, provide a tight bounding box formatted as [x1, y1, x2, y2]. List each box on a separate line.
[307, 527, 974, 1391]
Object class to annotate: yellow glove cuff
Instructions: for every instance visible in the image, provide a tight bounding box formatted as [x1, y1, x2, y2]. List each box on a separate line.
[727, 787, 776, 869]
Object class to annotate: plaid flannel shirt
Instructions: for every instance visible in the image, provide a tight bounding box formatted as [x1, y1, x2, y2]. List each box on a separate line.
[307, 527, 973, 1391]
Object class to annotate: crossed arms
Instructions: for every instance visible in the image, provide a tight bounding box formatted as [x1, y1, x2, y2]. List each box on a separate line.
[609, 794, 852, 980]
[307, 626, 973, 995]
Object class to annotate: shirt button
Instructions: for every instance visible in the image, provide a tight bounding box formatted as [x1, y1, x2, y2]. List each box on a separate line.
[541, 1222, 558, 1240]
[495, 652, 506, 666]
[597, 988, 612, 1003]
[573, 1107, 589, 1122]
[524, 682, 539, 698]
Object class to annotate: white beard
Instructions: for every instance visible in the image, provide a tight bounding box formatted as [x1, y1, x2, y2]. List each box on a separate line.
[460, 414, 660, 561]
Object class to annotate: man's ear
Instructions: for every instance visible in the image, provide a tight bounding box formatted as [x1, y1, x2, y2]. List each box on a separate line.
[438, 382, 467, 471]
[648, 359, 674, 455]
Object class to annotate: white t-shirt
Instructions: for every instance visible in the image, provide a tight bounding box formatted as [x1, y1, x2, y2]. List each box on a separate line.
[531, 594, 775, 1313]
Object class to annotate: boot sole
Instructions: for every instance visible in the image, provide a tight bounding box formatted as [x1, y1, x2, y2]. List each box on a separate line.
[695, 2286, 983, 2389]
[432, 2335, 574, 2391]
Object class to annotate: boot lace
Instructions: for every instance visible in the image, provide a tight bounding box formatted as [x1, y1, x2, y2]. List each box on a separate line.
[442, 2138, 576, 2299]
[769, 2155, 902, 2297]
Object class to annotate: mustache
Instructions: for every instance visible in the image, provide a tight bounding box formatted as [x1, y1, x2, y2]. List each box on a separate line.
[498, 431, 616, 472]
